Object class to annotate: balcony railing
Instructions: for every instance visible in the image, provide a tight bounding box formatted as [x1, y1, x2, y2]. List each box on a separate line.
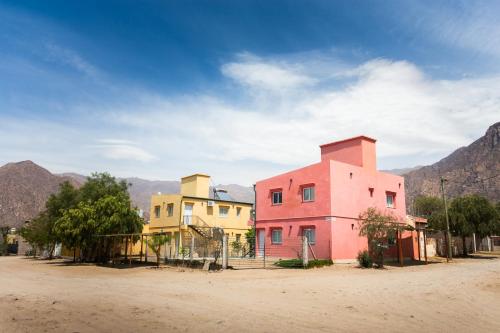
[183, 215, 193, 225]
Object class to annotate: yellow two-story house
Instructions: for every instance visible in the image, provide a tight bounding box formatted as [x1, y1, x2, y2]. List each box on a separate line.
[148, 174, 253, 257]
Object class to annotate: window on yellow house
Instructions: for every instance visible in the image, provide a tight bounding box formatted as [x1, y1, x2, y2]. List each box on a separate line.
[236, 207, 241, 217]
[167, 203, 174, 216]
[219, 206, 229, 217]
[154, 205, 160, 218]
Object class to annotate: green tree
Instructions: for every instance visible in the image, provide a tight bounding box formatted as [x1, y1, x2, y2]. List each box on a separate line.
[54, 173, 143, 262]
[147, 234, 171, 267]
[450, 195, 499, 239]
[0, 226, 9, 256]
[414, 195, 443, 218]
[21, 181, 78, 258]
[358, 207, 404, 268]
[245, 228, 255, 257]
[54, 201, 95, 261]
[414, 195, 448, 233]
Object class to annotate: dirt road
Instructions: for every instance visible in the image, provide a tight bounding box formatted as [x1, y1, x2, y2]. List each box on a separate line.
[0, 256, 499, 332]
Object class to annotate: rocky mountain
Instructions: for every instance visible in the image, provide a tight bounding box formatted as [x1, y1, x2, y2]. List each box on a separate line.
[0, 161, 81, 229]
[404, 122, 500, 211]
[3, 122, 496, 228]
[1, 162, 254, 229]
[383, 166, 422, 176]
[59, 175, 254, 221]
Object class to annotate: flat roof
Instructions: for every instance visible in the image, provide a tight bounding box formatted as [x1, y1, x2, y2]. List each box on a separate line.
[319, 135, 377, 148]
[181, 173, 210, 180]
[182, 195, 253, 206]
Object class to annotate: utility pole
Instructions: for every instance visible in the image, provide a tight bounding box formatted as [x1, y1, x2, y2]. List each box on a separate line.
[253, 184, 257, 258]
[440, 177, 452, 262]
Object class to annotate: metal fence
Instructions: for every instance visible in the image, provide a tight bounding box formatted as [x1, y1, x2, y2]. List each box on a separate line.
[96, 228, 310, 269]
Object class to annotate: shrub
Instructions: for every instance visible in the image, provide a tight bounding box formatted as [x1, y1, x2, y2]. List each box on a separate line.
[357, 250, 372, 268]
[274, 259, 333, 269]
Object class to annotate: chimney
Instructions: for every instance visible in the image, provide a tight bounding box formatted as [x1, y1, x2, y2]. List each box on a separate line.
[320, 136, 377, 170]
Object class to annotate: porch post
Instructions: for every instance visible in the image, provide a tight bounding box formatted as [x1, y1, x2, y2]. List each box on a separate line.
[222, 234, 228, 269]
[190, 235, 195, 260]
[423, 230, 428, 264]
[124, 236, 129, 260]
[145, 235, 148, 263]
[398, 230, 403, 267]
[140, 234, 144, 262]
[417, 229, 421, 262]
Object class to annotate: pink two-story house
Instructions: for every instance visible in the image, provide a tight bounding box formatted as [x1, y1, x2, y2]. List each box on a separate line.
[255, 136, 407, 262]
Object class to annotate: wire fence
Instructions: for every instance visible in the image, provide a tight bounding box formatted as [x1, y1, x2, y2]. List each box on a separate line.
[96, 228, 310, 269]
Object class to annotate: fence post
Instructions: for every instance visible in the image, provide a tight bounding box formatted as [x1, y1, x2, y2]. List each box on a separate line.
[472, 233, 476, 253]
[190, 236, 195, 260]
[302, 236, 309, 268]
[263, 236, 266, 268]
[222, 234, 228, 269]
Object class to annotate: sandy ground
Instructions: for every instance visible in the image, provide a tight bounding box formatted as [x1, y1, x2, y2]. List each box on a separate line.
[0, 256, 499, 333]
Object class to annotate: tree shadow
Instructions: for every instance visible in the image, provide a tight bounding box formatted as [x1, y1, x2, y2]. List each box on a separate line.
[38, 258, 158, 269]
[383, 259, 441, 267]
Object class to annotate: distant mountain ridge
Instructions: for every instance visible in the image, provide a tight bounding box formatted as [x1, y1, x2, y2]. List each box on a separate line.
[382, 166, 423, 176]
[0, 161, 80, 229]
[60, 174, 255, 221]
[1, 122, 498, 228]
[0, 161, 254, 229]
[404, 121, 500, 211]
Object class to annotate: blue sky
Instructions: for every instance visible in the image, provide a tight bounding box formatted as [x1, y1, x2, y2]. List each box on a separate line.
[1, 1, 499, 184]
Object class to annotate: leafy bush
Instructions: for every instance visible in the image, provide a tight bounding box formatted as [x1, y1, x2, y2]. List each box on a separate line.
[357, 250, 372, 268]
[274, 259, 333, 269]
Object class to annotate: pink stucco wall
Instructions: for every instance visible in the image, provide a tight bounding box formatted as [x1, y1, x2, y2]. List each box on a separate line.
[256, 217, 332, 259]
[255, 161, 331, 221]
[255, 136, 409, 261]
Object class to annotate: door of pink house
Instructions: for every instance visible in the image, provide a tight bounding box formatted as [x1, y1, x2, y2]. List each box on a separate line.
[257, 229, 265, 257]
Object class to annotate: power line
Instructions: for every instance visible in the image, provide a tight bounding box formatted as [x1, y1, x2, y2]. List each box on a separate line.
[442, 173, 500, 184]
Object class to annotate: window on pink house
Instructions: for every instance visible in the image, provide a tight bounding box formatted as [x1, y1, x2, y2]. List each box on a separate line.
[303, 228, 316, 245]
[272, 191, 282, 205]
[386, 192, 396, 208]
[302, 186, 315, 202]
[271, 229, 282, 244]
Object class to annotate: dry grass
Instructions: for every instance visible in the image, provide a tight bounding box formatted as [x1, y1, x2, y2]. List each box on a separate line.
[0, 256, 499, 333]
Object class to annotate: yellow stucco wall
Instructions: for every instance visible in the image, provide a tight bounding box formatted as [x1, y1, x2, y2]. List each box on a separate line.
[149, 194, 183, 229]
[147, 173, 253, 255]
[149, 196, 252, 231]
[180, 174, 210, 198]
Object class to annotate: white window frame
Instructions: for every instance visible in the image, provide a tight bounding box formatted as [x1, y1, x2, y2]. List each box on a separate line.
[219, 206, 229, 217]
[272, 191, 282, 205]
[302, 186, 315, 202]
[386, 193, 395, 208]
[303, 228, 316, 245]
[271, 229, 282, 244]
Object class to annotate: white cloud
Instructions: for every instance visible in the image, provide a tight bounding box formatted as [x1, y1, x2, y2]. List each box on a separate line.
[221, 53, 316, 91]
[2, 53, 499, 184]
[115, 57, 499, 171]
[89, 140, 156, 162]
[399, 2, 500, 60]
[44, 43, 100, 78]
